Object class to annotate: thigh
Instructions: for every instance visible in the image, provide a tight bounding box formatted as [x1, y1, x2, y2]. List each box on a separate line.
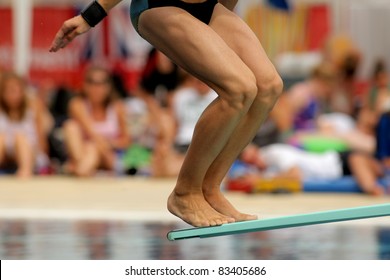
[137, 6, 256, 97]
[209, 4, 280, 88]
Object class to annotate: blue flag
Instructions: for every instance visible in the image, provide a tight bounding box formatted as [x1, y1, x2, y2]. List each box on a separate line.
[267, 0, 290, 11]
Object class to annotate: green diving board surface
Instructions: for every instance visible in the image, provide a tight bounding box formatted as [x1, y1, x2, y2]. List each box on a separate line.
[167, 203, 390, 241]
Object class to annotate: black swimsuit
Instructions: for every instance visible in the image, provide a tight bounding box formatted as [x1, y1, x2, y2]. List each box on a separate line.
[130, 0, 219, 32]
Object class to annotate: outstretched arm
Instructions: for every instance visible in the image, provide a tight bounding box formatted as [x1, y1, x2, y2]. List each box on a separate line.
[49, 0, 123, 52]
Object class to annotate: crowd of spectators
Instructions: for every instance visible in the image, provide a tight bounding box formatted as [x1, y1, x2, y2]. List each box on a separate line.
[1, 43, 390, 196]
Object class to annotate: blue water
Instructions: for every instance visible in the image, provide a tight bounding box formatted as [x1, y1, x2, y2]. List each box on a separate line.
[0, 219, 389, 260]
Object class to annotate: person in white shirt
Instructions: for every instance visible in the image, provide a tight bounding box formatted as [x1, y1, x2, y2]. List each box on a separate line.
[173, 77, 217, 153]
[241, 143, 386, 196]
[152, 76, 217, 177]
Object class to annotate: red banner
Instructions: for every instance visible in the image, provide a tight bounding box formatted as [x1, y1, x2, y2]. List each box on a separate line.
[30, 7, 82, 87]
[31, 6, 147, 90]
[1, 6, 149, 91]
[1, 3, 331, 89]
[0, 8, 13, 70]
[306, 5, 331, 51]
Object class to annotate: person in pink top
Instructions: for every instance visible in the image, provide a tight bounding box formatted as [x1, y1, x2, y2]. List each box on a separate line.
[63, 66, 130, 176]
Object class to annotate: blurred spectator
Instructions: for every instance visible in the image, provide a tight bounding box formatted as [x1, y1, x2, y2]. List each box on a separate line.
[120, 49, 184, 176]
[251, 115, 285, 147]
[284, 63, 337, 131]
[124, 96, 156, 148]
[134, 49, 184, 149]
[0, 71, 48, 177]
[366, 59, 390, 115]
[323, 35, 360, 76]
[104, 70, 159, 175]
[376, 112, 390, 168]
[172, 76, 217, 153]
[331, 53, 360, 115]
[112, 71, 157, 149]
[47, 86, 74, 162]
[36, 81, 74, 164]
[149, 75, 218, 177]
[278, 60, 376, 154]
[252, 95, 294, 146]
[240, 143, 386, 196]
[136, 48, 183, 108]
[149, 76, 216, 177]
[323, 35, 362, 115]
[63, 66, 130, 176]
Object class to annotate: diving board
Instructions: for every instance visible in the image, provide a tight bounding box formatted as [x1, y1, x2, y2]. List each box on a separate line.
[167, 203, 390, 241]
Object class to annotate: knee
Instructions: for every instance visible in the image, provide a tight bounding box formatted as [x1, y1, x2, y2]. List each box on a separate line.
[256, 72, 284, 104]
[223, 73, 258, 112]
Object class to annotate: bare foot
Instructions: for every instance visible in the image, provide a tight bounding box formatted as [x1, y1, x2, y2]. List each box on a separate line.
[63, 161, 76, 175]
[365, 185, 385, 196]
[75, 161, 95, 177]
[16, 168, 32, 179]
[204, 189, 258, 222]
[167, 191, 235, 227]
[75, 165, 93, 177]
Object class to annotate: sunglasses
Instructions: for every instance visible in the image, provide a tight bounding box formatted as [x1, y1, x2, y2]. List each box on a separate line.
[85, 78, 111, 85]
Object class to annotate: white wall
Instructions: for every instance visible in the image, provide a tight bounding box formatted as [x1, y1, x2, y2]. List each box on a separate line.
[348, 1, 390, 77]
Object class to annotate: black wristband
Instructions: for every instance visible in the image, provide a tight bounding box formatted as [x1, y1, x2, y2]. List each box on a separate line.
[81, 1, 107, 27]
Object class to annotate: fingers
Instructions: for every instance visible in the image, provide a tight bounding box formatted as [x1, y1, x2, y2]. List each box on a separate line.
[50, 25, 69, 52]
[50, 22, 78, 52]
[49, 33, 63, 52]
[49, 15, 91, 52]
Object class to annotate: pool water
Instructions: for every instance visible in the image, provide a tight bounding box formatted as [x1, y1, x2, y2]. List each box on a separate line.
[0, 219, 389, 260]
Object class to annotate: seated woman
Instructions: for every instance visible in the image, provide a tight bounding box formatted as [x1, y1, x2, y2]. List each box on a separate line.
[63, 66, 130, 176]
[0, 72, 48, 177]
[285, 63, 337, 131]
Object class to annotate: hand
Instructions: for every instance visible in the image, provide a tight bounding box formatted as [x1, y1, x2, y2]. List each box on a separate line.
[94, 136, 112, 153]
[49, 15, 91, 52]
